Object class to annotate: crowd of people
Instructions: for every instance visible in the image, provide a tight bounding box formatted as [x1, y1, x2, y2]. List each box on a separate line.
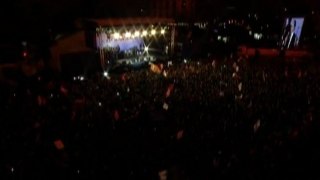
[0, 56, 319, 179]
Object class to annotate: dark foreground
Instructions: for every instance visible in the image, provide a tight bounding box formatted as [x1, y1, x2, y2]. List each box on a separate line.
[1, 57, 320, 179]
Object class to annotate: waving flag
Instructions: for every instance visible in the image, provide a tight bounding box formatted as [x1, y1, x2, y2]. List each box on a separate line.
[37, 95, 47, 106]
[253, 119, 261, 133]
[114, 110, 120, 121]
[150, 63, 162, 74]
[163, 102, 169, 110]
[176, 130, 184, 140]
[54, 139, 65, 150]
[121, 73, 127, 81]
[165, 84, 175, 98]
[60, 84, 68, 96]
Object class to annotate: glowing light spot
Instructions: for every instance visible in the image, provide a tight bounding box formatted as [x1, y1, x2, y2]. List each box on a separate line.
[113, 32, 121, 39]
[142, 30, 148, 37]
[125, 32, 131, 38]
[23, 51, 27, 57]
[151, 29, 156, 35]
[134, 31, 140, 37]
[103, 71, 108, 77]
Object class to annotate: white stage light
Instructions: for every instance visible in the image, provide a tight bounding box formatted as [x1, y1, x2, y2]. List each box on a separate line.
[142, 30, 148, 36]
[160, 29, 165, 34]
[113, 32, 121, 39]
[134, 31, 140, 37]
[151, 29, 156, 35]
[125, 32, 131, 38]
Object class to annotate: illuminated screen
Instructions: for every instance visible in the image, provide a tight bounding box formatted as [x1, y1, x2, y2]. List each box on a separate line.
[280, 17, 304, 49]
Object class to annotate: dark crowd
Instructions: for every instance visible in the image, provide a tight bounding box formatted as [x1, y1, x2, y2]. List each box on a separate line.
[1, 57, 320, 179]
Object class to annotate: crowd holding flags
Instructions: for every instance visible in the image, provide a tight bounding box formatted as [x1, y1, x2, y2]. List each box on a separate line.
[3, 54, 317, 178]
[165, 84, 175, 98]
[150, 63, 163, 74]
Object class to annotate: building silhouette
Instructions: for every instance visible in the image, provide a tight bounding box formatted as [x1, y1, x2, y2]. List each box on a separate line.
[150, 0, 195, 20]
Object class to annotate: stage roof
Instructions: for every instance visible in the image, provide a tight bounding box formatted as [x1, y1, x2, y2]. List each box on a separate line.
[86, 17, 175, 27]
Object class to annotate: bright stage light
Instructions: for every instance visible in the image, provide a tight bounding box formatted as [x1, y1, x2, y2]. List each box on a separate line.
[144, 46, 149, 52]
[160, 29, 165, 34]
[113, 32, 120, 39]
[142, 30, 148, 36]
[134, 31, 140, 37]
[103, 71, 108, 77]
[125, 32, 131, 38]
[151, 29, 156, 35]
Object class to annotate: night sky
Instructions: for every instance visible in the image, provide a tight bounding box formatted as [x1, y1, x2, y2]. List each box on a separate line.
[0, 0, 319, 43]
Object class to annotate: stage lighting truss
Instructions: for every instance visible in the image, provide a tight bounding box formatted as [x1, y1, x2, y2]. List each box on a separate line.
[107, 26, 168, 40]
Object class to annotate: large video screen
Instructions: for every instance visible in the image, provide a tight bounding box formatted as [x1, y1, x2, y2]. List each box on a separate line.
[280, 17, 304, 49]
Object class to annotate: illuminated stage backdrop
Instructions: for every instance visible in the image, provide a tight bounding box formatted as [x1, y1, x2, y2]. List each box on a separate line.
[87, 18, 175, 71]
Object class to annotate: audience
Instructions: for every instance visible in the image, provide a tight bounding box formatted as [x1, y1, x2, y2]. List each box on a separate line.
[0, 56, 319, 179]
